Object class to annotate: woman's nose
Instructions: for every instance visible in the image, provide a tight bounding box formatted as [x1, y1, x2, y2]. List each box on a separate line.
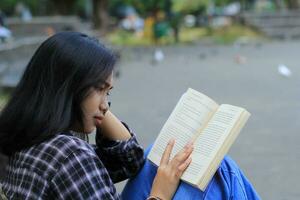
[100, 100, 109, 115]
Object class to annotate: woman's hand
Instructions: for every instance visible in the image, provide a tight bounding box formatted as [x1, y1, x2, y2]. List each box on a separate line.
[98, 110, 131, 141]
[150, 139, 193, 200]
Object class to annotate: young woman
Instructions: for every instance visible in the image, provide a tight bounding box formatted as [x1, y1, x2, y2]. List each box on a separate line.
[0, 31, 260, 200]
[0, 32, 193, 200]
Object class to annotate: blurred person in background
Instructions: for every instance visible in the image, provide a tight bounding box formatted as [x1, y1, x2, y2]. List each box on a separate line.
[0, 9, 11, 43]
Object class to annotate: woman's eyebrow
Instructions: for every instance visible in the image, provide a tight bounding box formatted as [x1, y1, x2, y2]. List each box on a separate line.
[104, 82, 113, 89]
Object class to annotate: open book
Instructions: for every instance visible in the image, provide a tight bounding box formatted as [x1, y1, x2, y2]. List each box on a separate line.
[148, 88, 250, 191]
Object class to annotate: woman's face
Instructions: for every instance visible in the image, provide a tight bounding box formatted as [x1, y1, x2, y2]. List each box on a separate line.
[77, 73, 113, 133]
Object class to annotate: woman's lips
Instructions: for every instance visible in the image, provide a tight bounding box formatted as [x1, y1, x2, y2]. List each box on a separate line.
[94, 116, 104, 125]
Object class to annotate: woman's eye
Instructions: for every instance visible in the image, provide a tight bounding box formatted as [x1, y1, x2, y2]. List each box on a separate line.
[96, 87, 105, 92]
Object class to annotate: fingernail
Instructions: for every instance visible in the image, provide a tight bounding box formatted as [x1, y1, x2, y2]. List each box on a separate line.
[169, 138, 175, 145]
[185, 140, 193, 148]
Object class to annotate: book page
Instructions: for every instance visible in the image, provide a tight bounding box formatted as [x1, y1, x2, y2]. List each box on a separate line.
[199, 110, 250, 190]
[182, 104, 246, 185]
[148, 89, 219, 172]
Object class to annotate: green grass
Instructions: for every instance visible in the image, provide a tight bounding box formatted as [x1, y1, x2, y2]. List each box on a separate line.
[179, 27, 208, 44]
[107, 30, 154, 46]
[210, 25, 263, 44]
[106, 25, 264, 46]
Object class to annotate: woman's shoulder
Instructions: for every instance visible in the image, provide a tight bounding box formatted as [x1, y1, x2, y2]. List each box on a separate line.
[7, 134, 96, 181]
[17, 133, 95, 168]
[44, 133, 94, 158]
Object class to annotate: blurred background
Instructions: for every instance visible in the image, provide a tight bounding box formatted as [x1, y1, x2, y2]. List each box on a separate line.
[0, 0, 300, 199]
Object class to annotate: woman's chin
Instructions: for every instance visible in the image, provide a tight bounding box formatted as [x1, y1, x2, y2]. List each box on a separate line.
[82, 127, 97, 134]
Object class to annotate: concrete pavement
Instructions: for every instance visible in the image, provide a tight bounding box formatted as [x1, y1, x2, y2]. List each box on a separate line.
[111, 40, 300, 200]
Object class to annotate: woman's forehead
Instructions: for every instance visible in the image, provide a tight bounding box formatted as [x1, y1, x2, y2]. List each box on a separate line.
[103, 74, 113, 88]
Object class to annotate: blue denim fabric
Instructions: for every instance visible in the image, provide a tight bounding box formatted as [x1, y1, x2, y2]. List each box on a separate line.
[122, 146, 261, 200]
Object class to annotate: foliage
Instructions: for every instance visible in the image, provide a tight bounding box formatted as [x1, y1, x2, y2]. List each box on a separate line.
[211, 24, 263, 44]
[106, 25, 263, 46]
[0, 0, 85, 16]
[107, 30, 155, 46]
[0, 0, 43, 15]
[108, 0, 239, 17]
[172, 0, 208, 14]
[1, 0, 26, 15]
[214, 0, 241, 7]
[130, 0, 166, 15]
[109, 0, 167, 17]
[74, 0, 86, 15]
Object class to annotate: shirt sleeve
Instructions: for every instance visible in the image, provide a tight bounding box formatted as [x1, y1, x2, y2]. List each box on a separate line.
[49, 149, 121, 200]
[94, 122, 145, 183]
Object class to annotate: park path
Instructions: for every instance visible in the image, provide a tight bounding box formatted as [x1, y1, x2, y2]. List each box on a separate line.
[111, 40, 300, 200]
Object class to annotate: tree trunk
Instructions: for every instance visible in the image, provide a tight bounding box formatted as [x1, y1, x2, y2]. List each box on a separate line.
[285, 0, 299, 9]
[92, 0, 109, 32]
[51, 0, 76, 15]
[273, 0, 285, 10]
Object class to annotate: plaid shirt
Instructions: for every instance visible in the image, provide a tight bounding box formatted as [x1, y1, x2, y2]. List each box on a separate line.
[1, 123, 145, 199]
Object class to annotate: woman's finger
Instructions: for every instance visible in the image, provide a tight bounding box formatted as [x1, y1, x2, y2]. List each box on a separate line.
[160, 139, 175, 165]
[171, 141, 193, 165]
[178, 156, 192, 171]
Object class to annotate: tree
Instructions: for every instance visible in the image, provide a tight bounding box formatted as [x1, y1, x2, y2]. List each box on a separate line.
[93, 0, 109, 31]
[51, 0, 77, 15]
[285, 0, 299, 9]
[172, 0, 209, 14]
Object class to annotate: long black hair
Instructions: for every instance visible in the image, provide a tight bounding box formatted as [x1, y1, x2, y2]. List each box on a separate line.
[0, 32, 117, 156]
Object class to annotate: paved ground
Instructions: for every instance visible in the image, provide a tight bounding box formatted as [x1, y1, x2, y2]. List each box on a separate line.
[0, 39, 299, 199]
[108, 40, 300, 200]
